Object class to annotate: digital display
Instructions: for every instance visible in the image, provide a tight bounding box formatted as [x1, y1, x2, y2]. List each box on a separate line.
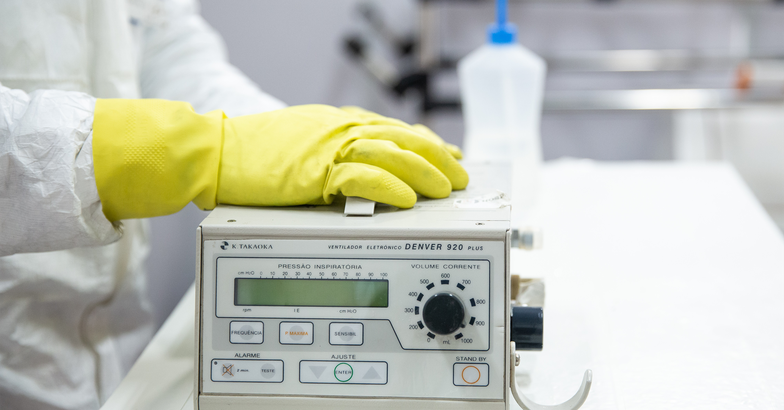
[234, 278, 388, 307]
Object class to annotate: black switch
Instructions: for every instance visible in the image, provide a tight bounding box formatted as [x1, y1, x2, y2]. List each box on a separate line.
[511, 306, 543, 351]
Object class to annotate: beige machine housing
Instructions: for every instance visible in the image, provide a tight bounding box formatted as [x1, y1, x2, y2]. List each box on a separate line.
[195, 166, 512, 410]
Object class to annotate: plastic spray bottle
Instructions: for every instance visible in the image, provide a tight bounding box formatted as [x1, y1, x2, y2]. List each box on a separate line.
[458, 0, 546, 226]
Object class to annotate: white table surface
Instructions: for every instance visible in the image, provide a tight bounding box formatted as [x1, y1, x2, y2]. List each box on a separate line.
[101, 161, 784, 410]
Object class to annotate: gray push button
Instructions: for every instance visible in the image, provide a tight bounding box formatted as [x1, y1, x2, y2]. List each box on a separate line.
[279, 322, 313, 345]
[453, 363, 489, 387]
[329, 322, 364, 345]
[229, 321, 263, 344]
[211, 359, 283, 383]
[300, 361, 387, 384]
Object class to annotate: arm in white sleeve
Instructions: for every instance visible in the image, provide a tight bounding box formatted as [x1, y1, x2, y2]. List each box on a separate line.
[0, 85, 119, 257]
[138, 1, 286, 117]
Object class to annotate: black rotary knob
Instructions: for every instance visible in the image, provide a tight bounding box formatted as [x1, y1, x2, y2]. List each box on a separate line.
[511, 306, 543, 351]
[422, 292, 465, 335]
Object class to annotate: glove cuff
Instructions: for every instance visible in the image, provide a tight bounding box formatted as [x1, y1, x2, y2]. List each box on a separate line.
[93, 99, 224, 220]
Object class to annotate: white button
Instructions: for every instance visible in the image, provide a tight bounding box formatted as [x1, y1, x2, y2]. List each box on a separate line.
[333, 363, 353, 382]
[211, 359, 283, 383]
[299, 361, 387, 384]
[279, 322, 313, 345]
[453, 363, 489, 386]
[329, 322, 363, 346]
[230, 321, 264, 344]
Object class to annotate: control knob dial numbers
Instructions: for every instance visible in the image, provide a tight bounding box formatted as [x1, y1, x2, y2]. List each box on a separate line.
[422, 292, 465, 335]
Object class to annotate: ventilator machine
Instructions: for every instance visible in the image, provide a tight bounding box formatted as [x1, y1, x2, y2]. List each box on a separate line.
[194, 163, 591, 410]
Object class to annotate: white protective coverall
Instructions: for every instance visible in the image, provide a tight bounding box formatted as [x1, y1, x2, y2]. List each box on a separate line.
[0, 1, 285, 409]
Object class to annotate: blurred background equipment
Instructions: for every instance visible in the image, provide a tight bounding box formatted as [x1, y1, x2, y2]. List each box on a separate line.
[145, 0, 784, 335]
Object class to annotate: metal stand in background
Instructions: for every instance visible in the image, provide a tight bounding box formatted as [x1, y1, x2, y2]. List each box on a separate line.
[343, 0, 784, 115]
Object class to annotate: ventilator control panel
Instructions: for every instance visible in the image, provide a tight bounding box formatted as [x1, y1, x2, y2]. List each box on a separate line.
[197, 237, 509, 409]
[215, 255, 491, 350]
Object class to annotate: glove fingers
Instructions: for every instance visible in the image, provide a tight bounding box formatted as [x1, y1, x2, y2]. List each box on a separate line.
[339, 139, 452, 198]
[445, 143, 463, 159]
[342, 107, 465, 160]
[346, 125, 469, 190]
[412, 124, 464, 159]
[325, 162, 417, 208]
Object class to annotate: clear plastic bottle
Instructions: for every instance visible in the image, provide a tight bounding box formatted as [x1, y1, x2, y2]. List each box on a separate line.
[458, 0, 546, 225]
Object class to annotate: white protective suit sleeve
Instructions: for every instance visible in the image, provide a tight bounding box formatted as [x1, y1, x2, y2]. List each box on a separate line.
[0, 86, 120, 257]
[136, 0, 287, 116]
[0, 1, 285, 258]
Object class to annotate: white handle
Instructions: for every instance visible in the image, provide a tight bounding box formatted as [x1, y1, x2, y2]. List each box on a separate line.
[344, 197, 376, 216]
[510, 342, 592, 410]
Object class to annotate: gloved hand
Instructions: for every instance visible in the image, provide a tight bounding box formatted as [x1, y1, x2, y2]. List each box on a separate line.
[92, 101, 468, 221]
[339, 106, 463, 159]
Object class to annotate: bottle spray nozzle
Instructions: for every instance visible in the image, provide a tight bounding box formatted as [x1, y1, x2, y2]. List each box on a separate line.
[488, 0, 517, 44]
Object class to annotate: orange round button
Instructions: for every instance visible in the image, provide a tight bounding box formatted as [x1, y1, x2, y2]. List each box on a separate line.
[461, 365, 481, 384]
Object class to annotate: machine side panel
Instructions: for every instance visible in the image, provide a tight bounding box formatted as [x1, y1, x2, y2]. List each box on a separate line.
[504, 230, 511, 409]
[195, 226, 204, 410]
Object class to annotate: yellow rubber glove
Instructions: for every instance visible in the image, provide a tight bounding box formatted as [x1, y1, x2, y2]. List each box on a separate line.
[92, 100, 468, 221]
[339, 106, 463, 159]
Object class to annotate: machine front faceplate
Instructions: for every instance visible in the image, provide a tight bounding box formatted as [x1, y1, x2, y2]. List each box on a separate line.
[199, 239, 507, 401]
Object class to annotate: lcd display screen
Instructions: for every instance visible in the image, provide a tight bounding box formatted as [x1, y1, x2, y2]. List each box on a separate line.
[234, 278, 388, 307]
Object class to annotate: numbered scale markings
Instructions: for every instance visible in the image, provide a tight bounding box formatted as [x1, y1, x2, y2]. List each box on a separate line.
[407, 274, 488, 347]
[236, 270, 389, 280]
[216, 257, 491, 350]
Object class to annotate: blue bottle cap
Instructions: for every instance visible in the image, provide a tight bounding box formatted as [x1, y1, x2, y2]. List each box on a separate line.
[487, 0, 517, 44]
[488, 22, 517, 44]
